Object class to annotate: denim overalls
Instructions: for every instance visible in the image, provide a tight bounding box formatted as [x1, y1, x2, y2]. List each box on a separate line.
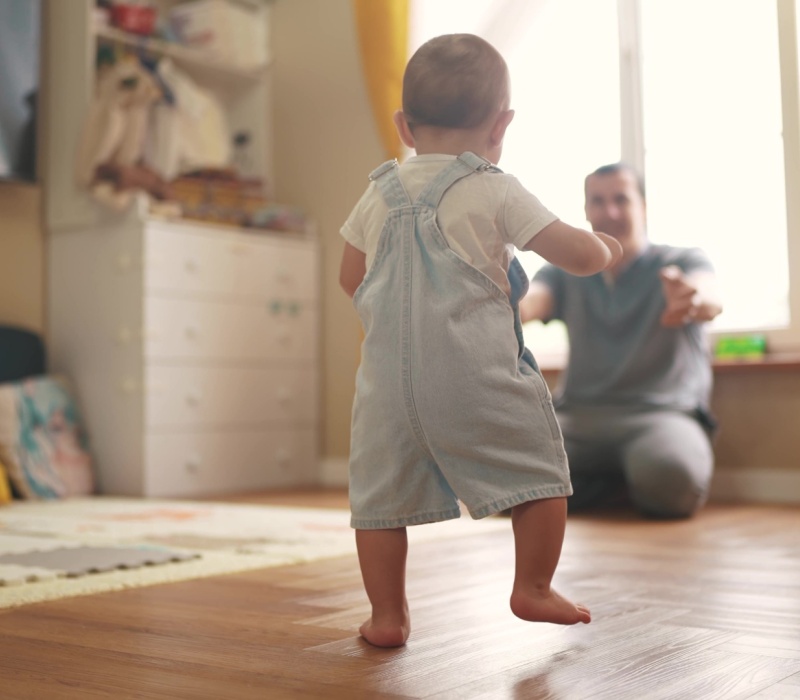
[349, 152, 571, 529]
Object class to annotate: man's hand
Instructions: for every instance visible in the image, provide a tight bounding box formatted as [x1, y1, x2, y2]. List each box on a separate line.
[519, 281, 555, 324]
[659, 265, 703, 327]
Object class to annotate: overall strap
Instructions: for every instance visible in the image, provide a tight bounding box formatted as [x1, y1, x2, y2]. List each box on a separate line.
[415, 151, 501, 209]
[368, 159, 412, 209]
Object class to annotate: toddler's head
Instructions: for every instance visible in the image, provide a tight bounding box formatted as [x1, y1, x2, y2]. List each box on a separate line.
[402, 34, 510, 133]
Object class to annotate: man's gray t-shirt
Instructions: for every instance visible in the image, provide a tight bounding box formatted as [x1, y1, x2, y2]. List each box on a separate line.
[533, 244, 714, 414]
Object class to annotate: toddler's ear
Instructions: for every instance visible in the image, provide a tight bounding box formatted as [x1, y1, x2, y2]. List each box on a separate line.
[490, 109, 515, 146]
[393, 110, 416, 149]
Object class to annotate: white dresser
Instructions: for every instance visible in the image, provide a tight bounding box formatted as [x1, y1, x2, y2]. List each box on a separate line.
[48, 215, 320, 497]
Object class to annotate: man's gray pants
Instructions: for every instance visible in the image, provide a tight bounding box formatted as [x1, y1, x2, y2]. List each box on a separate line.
[556, 406, 714, 519]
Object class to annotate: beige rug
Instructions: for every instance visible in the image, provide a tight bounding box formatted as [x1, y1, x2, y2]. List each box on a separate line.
[0, 497, 509, 609]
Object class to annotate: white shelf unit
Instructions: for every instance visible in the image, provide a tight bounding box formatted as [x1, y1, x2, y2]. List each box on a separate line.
[92, 24, 271, 81]
[43, 1, 321, 497]
[49, 214, 320, 497]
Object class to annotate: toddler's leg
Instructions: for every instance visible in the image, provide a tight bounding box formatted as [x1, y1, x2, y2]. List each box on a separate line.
[509, 497, 591, 625]
[355, 527, 410, 647]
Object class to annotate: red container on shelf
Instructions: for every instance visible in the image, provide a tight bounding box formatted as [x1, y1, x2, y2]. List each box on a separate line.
[110, 4, 157, 36]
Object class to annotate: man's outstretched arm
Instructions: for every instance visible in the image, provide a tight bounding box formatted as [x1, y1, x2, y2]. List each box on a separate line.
[519, 281, 555, 324]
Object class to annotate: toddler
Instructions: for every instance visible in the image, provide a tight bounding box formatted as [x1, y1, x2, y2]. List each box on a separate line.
[339, 33, 621, 647]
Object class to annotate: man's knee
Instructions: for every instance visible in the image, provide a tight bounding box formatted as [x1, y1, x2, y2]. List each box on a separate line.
[623, 414, 714, 519]
[626, 457, 710, 519]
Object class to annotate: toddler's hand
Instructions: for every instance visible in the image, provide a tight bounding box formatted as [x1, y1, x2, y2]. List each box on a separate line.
[594, 232, 623, 269]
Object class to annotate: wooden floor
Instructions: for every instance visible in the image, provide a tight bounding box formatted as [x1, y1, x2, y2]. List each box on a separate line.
[1, 490, 799, 700]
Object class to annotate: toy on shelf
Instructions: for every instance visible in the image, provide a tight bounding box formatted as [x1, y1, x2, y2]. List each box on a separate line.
[714, 334, 767, 361]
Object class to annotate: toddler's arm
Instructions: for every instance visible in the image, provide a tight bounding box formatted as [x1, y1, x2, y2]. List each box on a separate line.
[523, 221, 621, 276]
[340, 242, 367, 298]
[593, 232, 623, 268]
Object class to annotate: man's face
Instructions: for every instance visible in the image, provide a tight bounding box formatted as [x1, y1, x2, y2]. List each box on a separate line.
[584, 170, 646, 244]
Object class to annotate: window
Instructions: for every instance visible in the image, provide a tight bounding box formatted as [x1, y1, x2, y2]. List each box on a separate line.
[639, 0, 794, 340]
[409, 0, 800, 356]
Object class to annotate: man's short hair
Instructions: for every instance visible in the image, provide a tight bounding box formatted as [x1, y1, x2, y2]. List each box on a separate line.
[585, 162, 646, 200]
[402, 34, 508, 131]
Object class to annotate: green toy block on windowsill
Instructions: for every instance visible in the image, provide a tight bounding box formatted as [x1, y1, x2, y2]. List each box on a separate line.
[714, 334, 767, 361]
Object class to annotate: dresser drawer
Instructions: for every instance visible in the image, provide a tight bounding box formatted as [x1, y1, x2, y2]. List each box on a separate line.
[144, 297, 317, 361]
[144, 223, 318, 301]
[144, 428, 319, 497]
[145, 365, 318, 428]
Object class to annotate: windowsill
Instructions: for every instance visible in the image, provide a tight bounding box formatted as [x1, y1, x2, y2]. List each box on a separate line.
[537, 353, 800, 375]
[712, 353, 800, 374]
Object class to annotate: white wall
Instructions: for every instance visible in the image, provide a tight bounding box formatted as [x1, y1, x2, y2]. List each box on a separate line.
[0, 182, 44, 334]
[271, 0, 384, 465]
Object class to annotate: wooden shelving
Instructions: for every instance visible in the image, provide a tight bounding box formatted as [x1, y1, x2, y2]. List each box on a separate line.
[94, 24, 271, 82]
[44, 0, 274, 231]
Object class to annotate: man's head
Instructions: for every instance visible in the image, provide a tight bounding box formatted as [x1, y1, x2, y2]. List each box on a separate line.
[584, 163, 647, 249]
[401, 34, 510, 132]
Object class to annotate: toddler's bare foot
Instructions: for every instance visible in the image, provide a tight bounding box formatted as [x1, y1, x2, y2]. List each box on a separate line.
[359, 615, 410, 648]
[510, 587, 591, 625]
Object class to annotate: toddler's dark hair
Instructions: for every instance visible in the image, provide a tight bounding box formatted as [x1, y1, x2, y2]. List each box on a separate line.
[402, 34, 508, 131]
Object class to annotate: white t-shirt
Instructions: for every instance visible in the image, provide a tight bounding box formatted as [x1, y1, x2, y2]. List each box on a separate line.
[340, 154, 558, 296]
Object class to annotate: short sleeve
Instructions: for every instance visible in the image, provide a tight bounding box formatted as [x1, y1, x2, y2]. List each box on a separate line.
[500, 176, 559, 250]
[340, 183, 375, 253]
[674, 247, 715, 275]
[531, 264, 566, 322]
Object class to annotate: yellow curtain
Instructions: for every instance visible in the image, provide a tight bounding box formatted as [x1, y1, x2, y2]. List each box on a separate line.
[352, 0, 409, 161]
[0, 460, 12, 504]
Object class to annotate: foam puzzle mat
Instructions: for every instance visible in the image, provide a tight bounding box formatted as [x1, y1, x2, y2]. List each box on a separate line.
[0, 544, 198, 583]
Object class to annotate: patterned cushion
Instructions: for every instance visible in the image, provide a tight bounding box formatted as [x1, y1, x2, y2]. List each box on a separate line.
[0, 376, 94, 499]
